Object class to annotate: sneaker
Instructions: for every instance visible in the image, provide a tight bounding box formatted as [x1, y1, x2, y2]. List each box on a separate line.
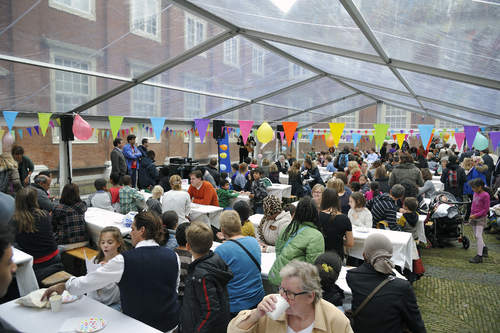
[469, 255, 483, 264]
[482, 247, 488, 258]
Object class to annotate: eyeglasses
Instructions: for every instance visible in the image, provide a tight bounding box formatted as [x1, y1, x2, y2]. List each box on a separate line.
[279, 286, 310, 300]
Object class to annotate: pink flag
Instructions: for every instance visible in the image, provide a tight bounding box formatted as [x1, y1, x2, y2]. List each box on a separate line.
[238, 120, 254, 145]
[455, 132, 465, 150]
[279, 131, 285, 142]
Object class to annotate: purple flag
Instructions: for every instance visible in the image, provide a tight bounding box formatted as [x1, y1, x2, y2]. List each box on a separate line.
[194, 119, 210, 144]
[293, 132, 298, 142]
[464, 126, 479, 150]
[490, 132, 500, 150]
[33, 126, 39, 135]
[27, 128, 32, 136]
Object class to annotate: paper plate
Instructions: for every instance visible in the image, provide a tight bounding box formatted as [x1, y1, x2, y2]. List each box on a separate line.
[61, 291, 80, 304]
[76, 317, 106, 333]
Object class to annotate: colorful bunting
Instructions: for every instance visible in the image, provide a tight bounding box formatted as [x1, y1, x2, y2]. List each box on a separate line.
[37, 112, 52, 136]
[329, 122, 345, 147]
[396, 133, 406, 149]
[282, 121, 298, 147]
[194, 119, 210, 144]
[2, 111, 18, 132]
[150, 117, 166, 141]
[108, 116, 124, 139]
[490, 132, 500, 150]
[27, 128, 32, 136]
[17, 129, 23, 139]
[464, 126, 479, 150]
[417, 124, 434, 150]
[33, 126, 40, 135]
[239, 120, 254, 145]
[373, 123, 390, 149]
[352, 133, 362, 147]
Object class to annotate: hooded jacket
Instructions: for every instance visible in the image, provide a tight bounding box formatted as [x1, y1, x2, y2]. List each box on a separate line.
[389, 163, 424, 188]
[180, 251, 233, 333]
[440, 163, 466, 198]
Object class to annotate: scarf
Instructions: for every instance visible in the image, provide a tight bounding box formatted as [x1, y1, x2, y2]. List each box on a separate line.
[363, 233, 395, 275]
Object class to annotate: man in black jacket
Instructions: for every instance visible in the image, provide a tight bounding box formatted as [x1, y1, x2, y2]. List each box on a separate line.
[480, 149, 494, 186]
[110, 137, 127, 184]
[440, 155, 467, 199]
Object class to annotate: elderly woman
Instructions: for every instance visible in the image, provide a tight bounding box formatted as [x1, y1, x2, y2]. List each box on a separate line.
[268, 197, 324, 286]
[227, 260, 352, 333]
[311, 184, 325, 208]
[258, 195, 292, 253]
[161, 175, 191, 223]
[347, 234, 426, 333]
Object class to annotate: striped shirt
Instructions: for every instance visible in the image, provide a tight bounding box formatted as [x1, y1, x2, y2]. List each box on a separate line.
[366, 193, 401, 231]
[174, 248, 192, 300]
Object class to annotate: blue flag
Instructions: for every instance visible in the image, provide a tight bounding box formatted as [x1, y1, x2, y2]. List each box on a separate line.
[352, 133, 362, 147]
[150, 117, 166, 141]
[2, 111, 18, 131]
[418, 124, 434, 148]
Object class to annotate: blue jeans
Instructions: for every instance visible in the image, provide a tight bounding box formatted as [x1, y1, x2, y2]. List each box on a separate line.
[129, 168, 137, 188]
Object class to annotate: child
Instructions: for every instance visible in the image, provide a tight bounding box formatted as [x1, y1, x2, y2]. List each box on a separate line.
[468, 178, 490, 263]
[350, 181, 361, 192]
[216, 179, 239, 209]
[146, 185, 163, 217]
[348, 192, 373, 229]
[233, 200, 255, 237]
[161, 210, 178, 250]
[109, 173, 122, 212]
[87, 178, 113, 211]
[87, 226, 125, 309]
[397, 197, 419, 240]
[174, 222, 191, 303]
[314, 251, 344, 311]
[181, 222, 233, 332]
[359, 175, 370, 194]
[365, 181, 382, 201]
[249, 168, 268, 214]
[119, 175, 145, 214]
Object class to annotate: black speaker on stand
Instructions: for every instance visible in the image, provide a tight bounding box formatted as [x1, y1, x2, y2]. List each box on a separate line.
[213, 120, 225, 140]
[60, 115, 75, 141]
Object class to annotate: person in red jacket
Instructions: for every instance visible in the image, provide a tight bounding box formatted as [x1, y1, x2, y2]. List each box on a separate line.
[188, 170, 219, 207]
[347, 161, 361, 184]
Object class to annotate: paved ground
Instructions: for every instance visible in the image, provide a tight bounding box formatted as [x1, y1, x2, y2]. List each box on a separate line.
[413, 226, 500, 332]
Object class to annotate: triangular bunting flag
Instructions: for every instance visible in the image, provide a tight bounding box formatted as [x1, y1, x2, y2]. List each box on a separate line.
[279, 131, 285, 142]
[194, 119, 210, 144]
[17, 129, 23, 140]
[33, 126, 40, 135]
[150, 117, 166, 141]
[108, 116, 124, 139]
[396, 133, 406, 149]
[27, 128, 32, 136]
[2, 111, 18, 132]
[282, 121, 298, 147]
[37, 112, 52, 136]
[489, 132, 500, 150]
[238, 120, 254, 145]
[464, 126, 479, 150]
[417, 124, 434, 150]
[373, 123, 390, 149]
[308, 131, 314, 145]
[352, 133, 362, 147]
[0, 129, 4, 139]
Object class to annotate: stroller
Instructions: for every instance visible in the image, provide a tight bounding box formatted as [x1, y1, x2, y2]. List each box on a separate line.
[424, 191, 470, 249]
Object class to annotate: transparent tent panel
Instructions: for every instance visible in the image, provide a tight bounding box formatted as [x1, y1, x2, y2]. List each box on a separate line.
[347, 83, 420, 107]
[354, 0, 500, 82]
[311, 94, 374, 117]
[261, 77, 355, 110]
[0, 1, 225, 79]
[422, 101, 499, 127]
[270, 42, 408, 92]
[191, 0, 377, 55]
[400, 70, 500, 114]
[154, 35, 316, 100]
[214, 104, 295, 123]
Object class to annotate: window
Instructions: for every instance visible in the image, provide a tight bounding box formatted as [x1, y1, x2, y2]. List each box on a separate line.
[130, 0, 161, 41]
[383, 104, 410, 128]
[185, 13, 206, 54]
[222, 85, 239, 120]
[288, 63, 308, 80]
[223, 38, 240, 67]
[52, 55, 93, 113]
[334, 111, 359, 129]
[435, 118, 459, 130]
[130, 65, 161, 118]
[184, 74, 206, 118]
[252, 46, 265, 75]
[49, 0, 95, 20]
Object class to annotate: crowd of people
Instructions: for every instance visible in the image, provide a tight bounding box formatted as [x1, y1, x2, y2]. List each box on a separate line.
[0, 134, 499, 333]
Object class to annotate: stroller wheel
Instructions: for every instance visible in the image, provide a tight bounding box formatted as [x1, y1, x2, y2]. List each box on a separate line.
[462, 236, 470, 249]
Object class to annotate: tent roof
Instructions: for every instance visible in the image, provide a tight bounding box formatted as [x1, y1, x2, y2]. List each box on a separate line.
[0, 0, 498, 128]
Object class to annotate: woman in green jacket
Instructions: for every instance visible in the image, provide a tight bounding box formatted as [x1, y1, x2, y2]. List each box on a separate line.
[269, 196, 325, 285]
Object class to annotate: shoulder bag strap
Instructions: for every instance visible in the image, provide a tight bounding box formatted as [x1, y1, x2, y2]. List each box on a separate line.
[228, 239, 261, 272]
[283, 226, 307, 249]
[353, 276, 394, 318]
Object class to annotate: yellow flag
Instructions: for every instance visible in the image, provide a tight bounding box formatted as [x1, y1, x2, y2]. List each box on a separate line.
[396, 133, 406, 148]
[37, 112, 52, 136]
[328, 122, 345, 147]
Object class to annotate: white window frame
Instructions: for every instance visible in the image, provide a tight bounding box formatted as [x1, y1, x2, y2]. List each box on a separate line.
[137, 125, 161, 144]
[435, 118, 459, 130]
[380, 104, 411, 129]
[129, 0, 161, 42]
[223, 37, 240, 68]
[334, 111, 360, 130]
[288, 63, 308, 80]
[129, 63, 162, 119]
[49, 0, 96, 21]
[252, 46, 265, 76]
[184, 13, 207, 57]
[183, 74, 207, 119]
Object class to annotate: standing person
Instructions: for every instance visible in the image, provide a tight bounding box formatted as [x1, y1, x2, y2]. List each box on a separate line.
[187, 170, 219, 207]
[480, 149, 494, 186]
[0, 152, 21, 196]
[389, 153, 424, 188]
[215, 211, 265, 318]
[11, 145, 34, 187]
[440, 154, 466, 200]
[380, 142, 388, 160]
[238, 135, 249, 163]
[138, 150, 159, 190]
[162, 175, 191, 223]
[257, 195, 292, 253]
[181, 222, 233, 333]
[137, 138, 149, 158]
[43, 212, 181, 333]
[249, 168, 268, 214]
[268, 197, 325, 286]
[348, 192, 373, 229]
[123, 134, 142, 188]
[468, 179, 491, 264]
[110, 137, 127, 184]
[319, 189, 354, 259]
[233, 163, 248, 191]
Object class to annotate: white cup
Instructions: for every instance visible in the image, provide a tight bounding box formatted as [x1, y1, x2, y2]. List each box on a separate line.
[266, 294, 290, 320]
[49, 295, 62, 312]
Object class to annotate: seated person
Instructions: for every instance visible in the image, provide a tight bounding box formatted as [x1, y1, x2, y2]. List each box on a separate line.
[162, 175, 191, 224]
[348, 192, 373, 229]
[233, 163, 248, 192]
[258, 195, 292, 252]
[234, 200, 255, 237]
[326, 155, 337, 173]
[397, 197, 419, 240]
[347, 234, 426, 333]
[158, 166, 171, 192]
[217, 179, 239, 209]
[228, 260, 352, 332]
[86, 178, 113, 211]
[268, 164, 280, 184]
[119, 175, 145, 214]
[314, 251, 344, 311]
[187, 170, 219, 206]
[366, 184, 405, 231]
[275, 154, 290, 174]
[350, 182, 361, 192]
[14, 187, 64, 282]
[359, 175, 370, 194]
[52, 183, 88, 250]
[146, 185, 163, 217]
[174, 222, 191, 303]
[214, 211, 265, 318]
[109, 172, 122, 213]
[30, 173, 56, 212]
[161, 210, 178, 250]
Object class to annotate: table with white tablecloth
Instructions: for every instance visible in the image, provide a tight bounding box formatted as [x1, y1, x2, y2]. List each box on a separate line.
[230, 194, 250, 207]
[0, 296, 162, 333]
[85, 207, 130, 245]
[12, 248, 39, 297]
[267, 183, 292, 199]
[279, 172, 332, 185]
[395, 212, 427, 244]
[190, 203, 224, 229]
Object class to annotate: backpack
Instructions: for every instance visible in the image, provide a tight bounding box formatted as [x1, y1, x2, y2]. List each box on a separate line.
[338, 154, 349, 171]
[447, 169, 458, 189]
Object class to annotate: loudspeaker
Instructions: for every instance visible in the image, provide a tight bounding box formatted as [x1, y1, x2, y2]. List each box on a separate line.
[60, 115, 74, 141]
[277, 125, 284, 142]
[213, 120, 225, 140]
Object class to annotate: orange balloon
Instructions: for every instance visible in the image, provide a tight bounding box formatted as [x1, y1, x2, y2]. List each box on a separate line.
[325, 134, 335, 147]
[443, 133, 450, 141]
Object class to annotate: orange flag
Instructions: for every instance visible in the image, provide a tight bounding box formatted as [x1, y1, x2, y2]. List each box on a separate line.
[282, 121, 298, 147]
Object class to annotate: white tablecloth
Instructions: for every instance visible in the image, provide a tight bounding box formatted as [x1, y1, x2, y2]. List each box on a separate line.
[432, 180, 444, 191]
[395, 212, 427, 244]
[267, 184, 292, 199]
[279, 172, 331, 185]
[249, 214, 264, 229]
[349, 228, 419, 271]
[0, 296, 162, 333]
[12, 248, 39, 297]
[230, 194, 250, 207]
[190, 203, 224, 229]
[85, 207, 130, 245]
